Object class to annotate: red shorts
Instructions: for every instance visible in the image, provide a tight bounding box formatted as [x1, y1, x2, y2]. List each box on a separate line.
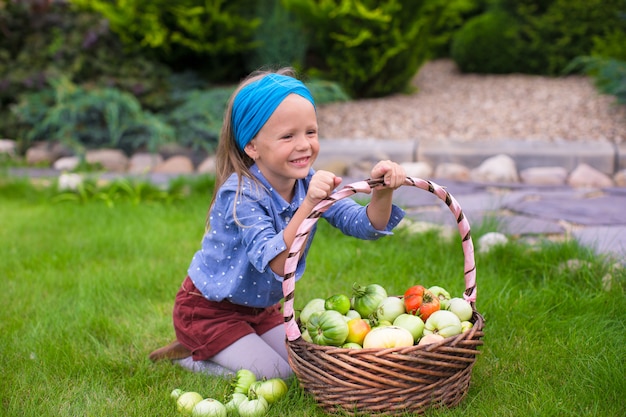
[173, 276, 284, 360]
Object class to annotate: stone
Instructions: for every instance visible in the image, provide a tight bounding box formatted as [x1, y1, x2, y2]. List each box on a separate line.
[0, 139, 16, 156]
[86, 149, 129, 172]
[401, 161, 433, 179]
[434, 163, 470, 181]
[519, 166, 568, 185]
[128, 152, 164, 174]
[470, 154, 519, 183]
[614, 169, 626, 187]
[197, 155, 216, 174]
[153, 155, 194, 174]
[57, 173, 83, 191]
[567, 163, 613, 188]
[477, 232, 508, 254]
[53, 156, 80, 171]
[26, 145, 54, 166]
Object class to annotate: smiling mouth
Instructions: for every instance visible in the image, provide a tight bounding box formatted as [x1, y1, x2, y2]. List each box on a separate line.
[291, 156, 310, 165]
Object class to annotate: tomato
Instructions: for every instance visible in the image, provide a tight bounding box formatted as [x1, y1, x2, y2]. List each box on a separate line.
[403, 285, 440, 320]
[423, 310, 462, 338]
[393, 313, 425, 342]
[299, 298, 326, 325]
[238, 397, 269, 417]
[352, 283, 388, 318]
[306, 310, 349, 346]
[362, 326, 414, 349]
[249, 378, 289, 404]
[191, 398, 227, 417]
[375, 296, 406, 323]
[345, 318, 371, 345]
[418, 333, 444, 346]
[177, 392, 203, 416]
[225, 393, 247, 416]
[428, 285, 451, 309]
[448, 297, 473, 321]
[325, 293, 351, 315]
[231, 369, 257, 395]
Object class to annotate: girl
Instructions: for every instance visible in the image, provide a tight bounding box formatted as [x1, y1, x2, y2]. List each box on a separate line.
[149, 67, 406, 379]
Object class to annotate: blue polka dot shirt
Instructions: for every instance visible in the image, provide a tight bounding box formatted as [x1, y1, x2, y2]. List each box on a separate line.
[187, 165, 405, 308]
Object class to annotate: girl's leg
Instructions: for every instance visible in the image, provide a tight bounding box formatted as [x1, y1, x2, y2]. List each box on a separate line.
[211, 331, 293, 379]
[258, 325, 289, 364]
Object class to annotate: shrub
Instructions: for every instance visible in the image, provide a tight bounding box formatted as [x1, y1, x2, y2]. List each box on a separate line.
[0, 0, 173, 141]
[565, 57, 626, 106]
[246, 0, 309, 72]
[282, 0, 446, 98]
[70, 0, 261, 82]
[12, 78, 174, 155]
[451, 11, 525, 74]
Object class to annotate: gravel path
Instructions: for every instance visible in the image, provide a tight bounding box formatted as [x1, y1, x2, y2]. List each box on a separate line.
[316, 59, 625, 144]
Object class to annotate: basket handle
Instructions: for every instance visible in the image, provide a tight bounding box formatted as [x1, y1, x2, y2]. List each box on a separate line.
[282, 177, 477, 342]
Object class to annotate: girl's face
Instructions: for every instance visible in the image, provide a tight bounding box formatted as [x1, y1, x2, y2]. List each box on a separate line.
[244, 94, 319, 197]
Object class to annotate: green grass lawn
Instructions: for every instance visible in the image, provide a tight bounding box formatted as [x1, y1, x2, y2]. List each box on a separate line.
[1, 175, 624, 416]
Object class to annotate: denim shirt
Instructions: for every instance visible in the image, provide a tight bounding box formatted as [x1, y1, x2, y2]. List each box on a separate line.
[187, 165, 405, 308]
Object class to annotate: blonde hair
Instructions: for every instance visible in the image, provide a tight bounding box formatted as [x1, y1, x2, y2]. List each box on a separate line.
[206, 67, 301, 229]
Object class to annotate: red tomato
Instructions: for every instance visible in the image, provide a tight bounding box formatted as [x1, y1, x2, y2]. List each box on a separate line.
[404, 285, 440, 320]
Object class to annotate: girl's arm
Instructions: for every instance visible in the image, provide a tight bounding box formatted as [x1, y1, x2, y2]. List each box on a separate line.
[269, 170, 342, 276]
[366, 160, 406, 230]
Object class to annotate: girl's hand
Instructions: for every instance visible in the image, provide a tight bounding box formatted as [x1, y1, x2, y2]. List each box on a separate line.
[306, 170, 342, 205]
[370, 160, 406, 190]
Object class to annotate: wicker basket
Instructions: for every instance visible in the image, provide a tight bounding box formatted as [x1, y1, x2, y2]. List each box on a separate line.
[282, 177, 485, 416]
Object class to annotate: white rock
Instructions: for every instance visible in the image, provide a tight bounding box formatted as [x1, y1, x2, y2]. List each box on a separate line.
[128, 152, 164, 174]
[613, 169, 626, 187]
[26, 145, 53, 166]
[519, 166, 568, 185]
[478, 232, 508, 253]
[57, 173, 83, 191]
[401, 161, 433, 179]
[53, 156, 80, 171]
[470, 154, 519, 183]
[86, 149, 129, 172]
[434, 163, 470, 181]
[567, 163, 613, 188]
[0, 139, 16, 156]
[153, 155, 194, 174]
[197, 155, 217, 174]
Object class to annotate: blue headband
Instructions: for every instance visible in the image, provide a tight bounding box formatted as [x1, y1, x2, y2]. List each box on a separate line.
[232, 74, 316, 151]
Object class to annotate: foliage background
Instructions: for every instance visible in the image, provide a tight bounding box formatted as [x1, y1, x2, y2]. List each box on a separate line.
[0, 0, 624, 158]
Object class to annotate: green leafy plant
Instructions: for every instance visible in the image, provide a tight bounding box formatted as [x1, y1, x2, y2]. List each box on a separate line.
[246, 0, 309, 72]
[451, 11, 526, 74]
[283, 0, 445, 98]
[71, 0, 261, 82]
[565, 57, 626, 106]
[13, 77, 174, 155]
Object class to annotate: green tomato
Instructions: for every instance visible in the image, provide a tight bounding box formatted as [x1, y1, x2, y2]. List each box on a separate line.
[170, 388, 184, 401]
[429, 286, 451, 309]
[238, 397, 269, 417]
[225, 393, 247, 415]
[231, 369, 257, 395]
[424, 310, 462, 338]
[448, 297, 473, 321]
[299, 298, 326, 325]
[306, 310, 349, 346]
[362, 325, 414, 349]
[352, 283, 388, 318]
[345, 309, 361, 320]
[325, 293, 351, 315]
[177, 391, 203, 416]
[393, 313, 425, 342]
[249, 378, 289, 404]
[375, 296, 406, 323]
[191, 398, 227, 417]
